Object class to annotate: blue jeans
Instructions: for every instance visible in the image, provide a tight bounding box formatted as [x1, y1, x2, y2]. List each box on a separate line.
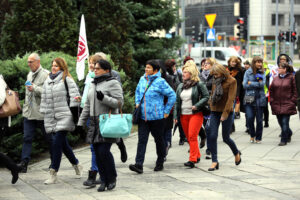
[90, 144, 98, 171]
[207, 112, 239, 163]
[164, 129, 172, 148]
[276, 115, 292, 143]
[51, 131, 78, 171]
[21, 118, 53, 163]
[245, 105, 264, 141]
[135, 119, 166, 166]
[93, 143, 116, 184]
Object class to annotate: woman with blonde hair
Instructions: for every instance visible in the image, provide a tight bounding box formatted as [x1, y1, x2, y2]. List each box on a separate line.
[174, 60, 209, 168]
[207, 63, 241, 171]
[40, 57, 82, 184]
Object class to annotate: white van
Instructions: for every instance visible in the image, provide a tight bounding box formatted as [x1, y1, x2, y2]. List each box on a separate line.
[190, 47, 244, 66]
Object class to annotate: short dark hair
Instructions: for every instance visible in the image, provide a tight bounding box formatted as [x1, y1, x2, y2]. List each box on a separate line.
[146, 59, 160, 71]
[165, 59, 176, 75]
[183, 56, 194, 64]
[96, 59, 111, 72]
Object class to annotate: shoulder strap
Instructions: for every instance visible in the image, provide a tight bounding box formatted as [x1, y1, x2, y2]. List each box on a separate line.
[138, 77, 157, 105]
[64, 78, 70, 106]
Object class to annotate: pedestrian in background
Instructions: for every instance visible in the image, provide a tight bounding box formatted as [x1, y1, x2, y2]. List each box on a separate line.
[0, 75, 22, 184]
[40, 57, 82, 184]
[270, 63, 297, 146]
[207, 63, 241, 171]
[243, 56, 266, 144]
[263, 61, 271, 128]
[173, 60, 209, 168]
[78, 59, 123, 192]
[18, 53, 52, 173]
[296, 69, 300, 118]
[129, 59, 176, 174]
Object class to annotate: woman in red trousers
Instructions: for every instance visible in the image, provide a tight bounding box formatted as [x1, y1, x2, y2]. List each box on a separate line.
[174, 60, 209, 168]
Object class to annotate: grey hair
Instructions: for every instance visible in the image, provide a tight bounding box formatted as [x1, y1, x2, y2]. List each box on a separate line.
[29, 53, 40, 61]
[95, 52, 107, 60]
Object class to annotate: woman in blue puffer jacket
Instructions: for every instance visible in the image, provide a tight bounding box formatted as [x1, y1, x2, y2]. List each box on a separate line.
[129, 59, 176, 174]
[243, 56, 267, 144]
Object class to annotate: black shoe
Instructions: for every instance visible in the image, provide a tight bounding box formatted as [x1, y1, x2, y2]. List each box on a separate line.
[179, 139, 184, 145]
[154, 163, 164, 171]
[17, 160, 28, 173]
[287, 137, 291, 143]
[107, 180, 116, 190]
[97, 182, 106, 192]
[278, 142, 287, 146]
[235, 151, 242, 166]
[129, 164, 143, 174]
[11, 164, 22, 184]
[83, 170, 97, 187]
[199, 139, 205, 149]
[184, 161, 195, 168]
[117, 139, 127, 163]
[208, 162, 219, 171]
[264, 123, 269, 128]
[205, 150, 211, 159]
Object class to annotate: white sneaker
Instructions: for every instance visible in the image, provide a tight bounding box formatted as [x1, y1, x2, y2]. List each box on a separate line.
[44, 169, 57, 184]
[73, 164, 83, 179]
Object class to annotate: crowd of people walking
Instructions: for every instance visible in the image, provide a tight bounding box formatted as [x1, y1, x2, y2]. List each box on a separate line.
[0, 51, 299, 192]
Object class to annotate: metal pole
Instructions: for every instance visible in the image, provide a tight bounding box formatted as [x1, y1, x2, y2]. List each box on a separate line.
[289, 0, 294, 59]
[204, 29, 206, 58]
[275, 0, 279, 59]
[200, 23, 203, 59]
[247, 14, 250, 58]
[181, 0, 185, 59]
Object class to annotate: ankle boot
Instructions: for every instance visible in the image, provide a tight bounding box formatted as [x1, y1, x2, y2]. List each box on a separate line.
[44, 168, 57, 184]
[73, 164, 83, 178]
[117, 139, 127, 163]
[11, 164, 22, 184]
[17, 160, 28, 173]
[83, 170, 97, 187]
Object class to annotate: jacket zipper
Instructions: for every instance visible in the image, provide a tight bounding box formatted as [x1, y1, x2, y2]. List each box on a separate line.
[144, 78, 149, 121]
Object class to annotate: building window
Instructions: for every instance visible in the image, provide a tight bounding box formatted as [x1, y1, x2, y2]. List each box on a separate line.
[272, 0, 284, 3]
[272, 14, 284, 26]
[295, 0, 300, 4]
[295, 15, 300, 26]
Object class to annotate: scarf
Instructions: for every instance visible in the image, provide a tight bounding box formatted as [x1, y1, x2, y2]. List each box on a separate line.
[49, 70, 62, 80]
[201, 70, 210, 80]
[279, 73, 288, 78]
[211, 77, 225, 105]
[182, 79, 197, 89]
[93, 73, 114, 84]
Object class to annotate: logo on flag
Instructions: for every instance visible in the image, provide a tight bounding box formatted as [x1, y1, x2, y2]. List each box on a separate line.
[76, 15, 89, 81]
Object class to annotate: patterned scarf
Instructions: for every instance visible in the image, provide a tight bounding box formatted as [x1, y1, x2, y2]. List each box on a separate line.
[182, 79, 197, 89]
[211, 77, 225, 105]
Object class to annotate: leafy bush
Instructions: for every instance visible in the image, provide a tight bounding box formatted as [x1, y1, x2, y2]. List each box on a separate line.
[0, 51, 135, 161]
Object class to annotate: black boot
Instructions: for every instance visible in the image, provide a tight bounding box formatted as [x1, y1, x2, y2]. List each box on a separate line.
[117, 139, 127, 163]
[83, 170, 97, 187]
[17, 160, 28, 173]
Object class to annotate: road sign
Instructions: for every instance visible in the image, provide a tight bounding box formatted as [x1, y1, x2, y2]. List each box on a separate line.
[205, 13, 217, 29]
[206, 28, 215, 41]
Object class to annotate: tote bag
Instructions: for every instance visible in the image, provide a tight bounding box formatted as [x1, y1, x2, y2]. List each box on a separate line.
[0, 89, 21, 118]
[99, 109, 133, 138]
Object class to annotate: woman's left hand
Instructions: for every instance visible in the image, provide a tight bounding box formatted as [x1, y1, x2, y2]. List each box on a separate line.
[74, 96, 81, 102]
[164, 113, 169, 118]
[192, 106, 197, 110]
[220, 116, 226, 121]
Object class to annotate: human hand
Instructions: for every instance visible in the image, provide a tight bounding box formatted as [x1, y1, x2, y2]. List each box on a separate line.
[192, 106, 197, 110]
[136, 104, 139, 108]
[164, 113, 169, 118]
[174, 119, 178, 124]
[74, 96, 81, 102]
[96, 91, 104, 101]
[248, 81, 251, 85]
[220, 116, 226, 121]
[27, 85, 33, 91]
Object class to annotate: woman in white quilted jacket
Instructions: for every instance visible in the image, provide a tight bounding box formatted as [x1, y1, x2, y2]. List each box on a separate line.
[40, 58, 82, 184]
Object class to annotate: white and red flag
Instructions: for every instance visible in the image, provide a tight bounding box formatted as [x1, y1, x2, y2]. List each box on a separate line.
[76, 14, 89, 81]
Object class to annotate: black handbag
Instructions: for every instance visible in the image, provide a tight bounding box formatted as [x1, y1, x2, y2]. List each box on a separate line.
[201, 103, 211, 116]
[132, 78, 157, 124]
[64, 79, 82, 124]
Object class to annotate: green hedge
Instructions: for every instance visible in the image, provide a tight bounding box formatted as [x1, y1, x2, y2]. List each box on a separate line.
[0, 51, 135, 161]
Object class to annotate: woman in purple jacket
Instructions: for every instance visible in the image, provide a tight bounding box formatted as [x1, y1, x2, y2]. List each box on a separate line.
[269, 63, 297, 146]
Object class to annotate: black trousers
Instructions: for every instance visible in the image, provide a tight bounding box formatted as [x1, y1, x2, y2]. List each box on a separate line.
[263, 97, 269, 124]
[135, 119, 166, 166]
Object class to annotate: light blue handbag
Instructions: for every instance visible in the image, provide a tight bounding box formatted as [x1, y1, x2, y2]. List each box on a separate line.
[99, 109, 133, 138]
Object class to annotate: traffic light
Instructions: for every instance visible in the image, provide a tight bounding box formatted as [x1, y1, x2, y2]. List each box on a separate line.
[236, 17, 244, 39]
[291, 31, 297, 42]
[198, 32, 204, 42]
[191, 25, 196, 41]
[278, 31, 286, 42]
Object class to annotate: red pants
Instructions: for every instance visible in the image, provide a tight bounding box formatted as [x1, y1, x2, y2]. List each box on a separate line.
[180, 112, 203, 162]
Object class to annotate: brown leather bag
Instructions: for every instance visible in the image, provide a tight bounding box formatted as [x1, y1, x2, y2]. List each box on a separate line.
[0, 89, 21, 118]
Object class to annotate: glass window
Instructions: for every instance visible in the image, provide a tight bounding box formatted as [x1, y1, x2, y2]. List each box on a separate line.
[202, 50, 211, 58]
[215, 51, 226, 61]
[295, 15, 300, 26]
[272, 0, 284, 3]
[272, 14, 284, 26]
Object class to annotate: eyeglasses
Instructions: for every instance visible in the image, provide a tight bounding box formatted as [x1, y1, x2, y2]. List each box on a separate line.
[204, 62, 211, 65]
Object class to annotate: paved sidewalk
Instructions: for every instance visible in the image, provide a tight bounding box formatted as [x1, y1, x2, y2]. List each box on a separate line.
[1, 112, 300, 200]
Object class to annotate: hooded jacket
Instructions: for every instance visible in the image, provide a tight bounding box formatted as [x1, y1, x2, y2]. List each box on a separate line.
[135, 71, 176, 121]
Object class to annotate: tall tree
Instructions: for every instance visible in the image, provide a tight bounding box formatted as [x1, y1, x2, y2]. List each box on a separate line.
[79, 0, 134, 76]
[0, 0, 78, 59]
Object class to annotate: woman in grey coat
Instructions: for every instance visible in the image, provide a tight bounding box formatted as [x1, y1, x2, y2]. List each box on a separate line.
[40, 57, 82, 184]
[78, 59, 123, 192]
